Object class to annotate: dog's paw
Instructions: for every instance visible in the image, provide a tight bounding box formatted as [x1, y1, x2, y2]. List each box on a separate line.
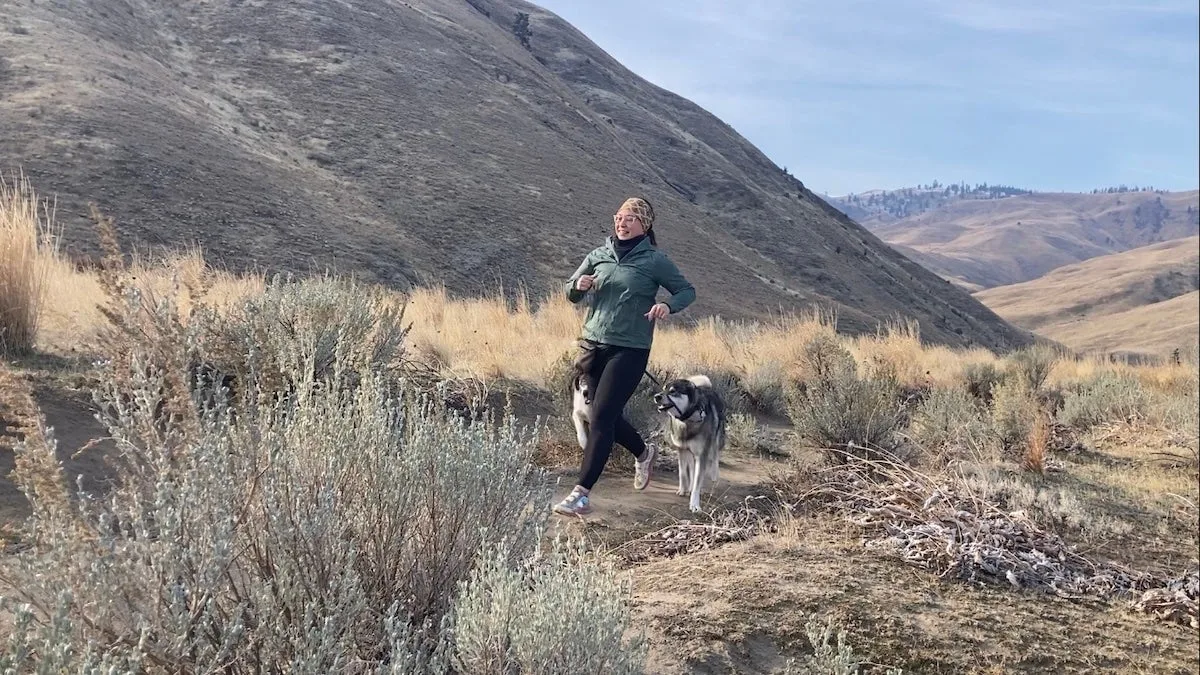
[676, 488, 686, 496]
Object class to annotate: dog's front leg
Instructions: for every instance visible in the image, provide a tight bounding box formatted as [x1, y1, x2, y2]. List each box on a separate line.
[676, 448, 690, 496]
[688, 449, 703, 512]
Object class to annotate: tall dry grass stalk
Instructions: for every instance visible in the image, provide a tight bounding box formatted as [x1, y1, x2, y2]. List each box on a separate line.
[1023, 412, 1051, 474]
[0, 172, 61, 356]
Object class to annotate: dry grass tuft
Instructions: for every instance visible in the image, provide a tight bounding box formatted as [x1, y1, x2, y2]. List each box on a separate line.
[1022, 412, 1051, 474]
[0, 172, 61, 356]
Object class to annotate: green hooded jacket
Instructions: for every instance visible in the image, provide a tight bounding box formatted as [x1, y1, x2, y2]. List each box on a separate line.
[564, 236, 696, 350]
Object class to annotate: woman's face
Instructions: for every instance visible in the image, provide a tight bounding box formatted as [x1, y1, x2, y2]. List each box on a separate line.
[613, 210, 646, 240]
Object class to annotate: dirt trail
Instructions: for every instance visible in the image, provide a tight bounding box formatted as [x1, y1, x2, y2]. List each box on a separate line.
[543, 448, 785, 549]
[1, 382, 115, 527]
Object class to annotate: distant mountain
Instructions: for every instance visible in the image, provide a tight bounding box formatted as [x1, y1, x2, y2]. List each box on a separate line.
[974, 237, 1199, 357]
[0, 0, 1033, 350]
[825, 182, 1034, 225]
[831, 189, 1198, 290]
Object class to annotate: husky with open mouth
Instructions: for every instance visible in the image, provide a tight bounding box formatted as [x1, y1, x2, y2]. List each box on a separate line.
[653, 375, 727, 512]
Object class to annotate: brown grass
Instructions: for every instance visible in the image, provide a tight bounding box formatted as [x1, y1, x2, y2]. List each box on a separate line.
[34, 243, 1197, 401]
[0, 172, 61, 356]
[1022, 412, 1050, 474]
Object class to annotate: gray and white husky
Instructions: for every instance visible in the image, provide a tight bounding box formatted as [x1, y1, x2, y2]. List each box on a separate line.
[570, 371, 594, 449]
[653, 375, 727, 512]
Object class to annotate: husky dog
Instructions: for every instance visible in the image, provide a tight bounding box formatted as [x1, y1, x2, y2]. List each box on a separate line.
[653, 375, 727, 512]
[570, 371, 594, 449]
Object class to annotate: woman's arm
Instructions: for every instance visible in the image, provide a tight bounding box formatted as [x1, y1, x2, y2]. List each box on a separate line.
[655, 254, 696, 313]
[565, 252, 597, 304]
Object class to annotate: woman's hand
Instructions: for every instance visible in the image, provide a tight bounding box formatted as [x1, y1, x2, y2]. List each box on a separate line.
[575, 274, 596, 291]
[645, 303, 671, 321]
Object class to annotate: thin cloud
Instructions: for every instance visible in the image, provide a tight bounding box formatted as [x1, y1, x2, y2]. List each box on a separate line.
[533, 0, 1200, 194]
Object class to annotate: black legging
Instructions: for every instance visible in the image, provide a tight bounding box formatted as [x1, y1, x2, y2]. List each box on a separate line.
[578, 344, 649, 490]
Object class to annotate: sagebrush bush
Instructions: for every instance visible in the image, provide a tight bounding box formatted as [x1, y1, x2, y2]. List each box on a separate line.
[786, 333, 903, 462]
[907, 385, 995, 463]
[960, 464, 1135, 539]
[740, 361, 787, 417]
[1058, 371, 1150, 431]
[727, 411, 766, 452]
[203, 275, 412, 395]
[962, 361, 1003, 403]
[1, 281, 644, 671]
[1006, 344, 1059, 391]
[782, 617, 904, 675]
[990, 379, 1042, 451]
[451, 539, 647, 674]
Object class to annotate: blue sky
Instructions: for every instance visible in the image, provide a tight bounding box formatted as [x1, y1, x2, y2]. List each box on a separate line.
[532, 0, 1200, 196]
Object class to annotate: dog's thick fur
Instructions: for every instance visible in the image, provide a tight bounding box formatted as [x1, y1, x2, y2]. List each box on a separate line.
[570, 371, 594, 449]
[654, 375, 727, 512]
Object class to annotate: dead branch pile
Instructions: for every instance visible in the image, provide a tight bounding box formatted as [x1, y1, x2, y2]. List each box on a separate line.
[612, 496, 776, 565]
[1131, 572, 1200, 627]
[799, 451, 1199, 628]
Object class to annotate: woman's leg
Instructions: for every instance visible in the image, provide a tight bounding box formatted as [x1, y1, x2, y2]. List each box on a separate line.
[576, 346, 650, 491]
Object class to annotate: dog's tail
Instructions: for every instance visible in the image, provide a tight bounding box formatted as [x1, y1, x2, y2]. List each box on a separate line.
[686, 374, 713, 388]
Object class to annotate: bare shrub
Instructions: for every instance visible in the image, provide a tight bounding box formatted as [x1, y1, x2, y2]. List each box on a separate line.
[0, 172, 59, 356]
[805, 454, 1189, 620]
[1058, 371, 1150, 432]
[786, 333, 903, 462]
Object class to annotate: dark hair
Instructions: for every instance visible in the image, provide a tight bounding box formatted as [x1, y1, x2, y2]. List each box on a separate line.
[641, 196, 657, 246]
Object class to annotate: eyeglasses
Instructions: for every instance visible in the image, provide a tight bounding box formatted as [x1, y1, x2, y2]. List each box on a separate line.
[613, 214, 642, 224]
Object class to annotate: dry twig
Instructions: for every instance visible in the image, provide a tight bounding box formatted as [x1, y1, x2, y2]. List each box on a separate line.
[797, 450, 1198, 628]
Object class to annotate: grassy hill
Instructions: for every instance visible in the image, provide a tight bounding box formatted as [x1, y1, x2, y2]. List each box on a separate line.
[0, 0, 1032, 350]
[975, 237, 1199, 357]
[838, 189, 1199, 290]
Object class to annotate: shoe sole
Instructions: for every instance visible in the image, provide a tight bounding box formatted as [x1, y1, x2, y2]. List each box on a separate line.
[553, 505, 592, 516]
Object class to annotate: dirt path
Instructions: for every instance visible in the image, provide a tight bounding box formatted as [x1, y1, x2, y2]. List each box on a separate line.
[543, 448, 785, 550]
[1, 380, 115, 528]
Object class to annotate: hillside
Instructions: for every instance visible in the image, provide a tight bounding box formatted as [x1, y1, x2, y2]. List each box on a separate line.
[0, 0, 1031, 350]
[975, 237, 1199, 356]
[846, 190, 1199, 290]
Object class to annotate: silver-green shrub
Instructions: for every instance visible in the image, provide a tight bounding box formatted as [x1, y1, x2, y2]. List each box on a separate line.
[2, 278, 643, 672]
[1058, 371, 1149, 431]
[1005, 344, 1059, 391]
[907, 385, 995, 462]
[786, 334, 903, 462]
[450, 538, 647, 674]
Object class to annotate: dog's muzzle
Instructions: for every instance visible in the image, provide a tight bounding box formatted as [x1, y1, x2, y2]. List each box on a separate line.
[653, 391, 672, 411]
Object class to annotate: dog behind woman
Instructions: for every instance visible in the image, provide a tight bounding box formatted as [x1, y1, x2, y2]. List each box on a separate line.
[654, 374, 727, 512]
